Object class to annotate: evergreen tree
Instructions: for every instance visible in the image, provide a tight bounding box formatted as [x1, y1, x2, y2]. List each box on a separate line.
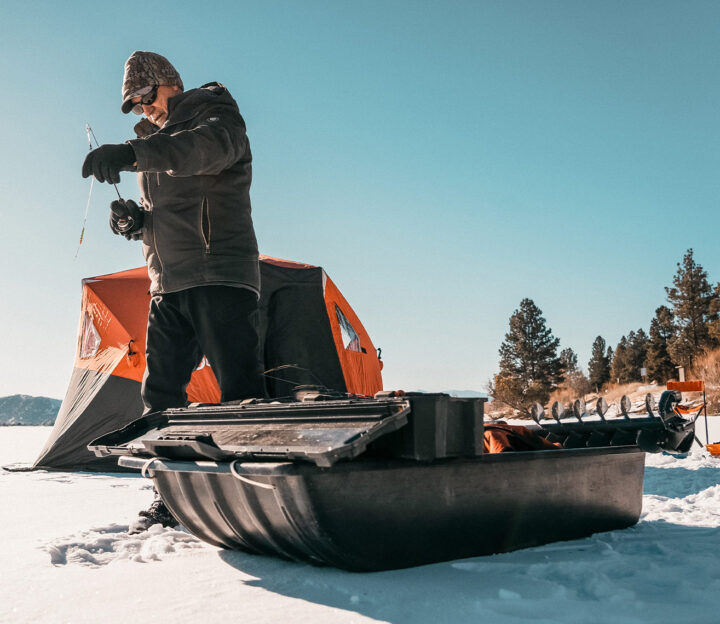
[559, 348, 578, 374]
[491, 298, 563, 408]
[588, 336, 611, 390]
[627, 329, 649, 378]
[611, 331, 648, 383]
[706, 282, 720, 345]
[646, 306, 675, 383]
[559, 347, 591, 397]
[665, 249, 718, 367]
[610, 336, 631, 383]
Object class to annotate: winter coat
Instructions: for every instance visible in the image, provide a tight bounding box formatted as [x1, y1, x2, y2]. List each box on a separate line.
[127, 82, 259, 295]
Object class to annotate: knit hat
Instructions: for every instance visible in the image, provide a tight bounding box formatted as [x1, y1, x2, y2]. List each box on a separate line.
[121, 51, 183, 114]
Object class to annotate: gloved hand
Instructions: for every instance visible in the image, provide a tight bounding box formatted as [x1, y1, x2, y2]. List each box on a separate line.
[110, 199, 144, 241]
[82, 143, 136, 184]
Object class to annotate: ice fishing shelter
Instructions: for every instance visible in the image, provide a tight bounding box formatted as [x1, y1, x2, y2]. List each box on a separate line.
[34, 256, 383, 471]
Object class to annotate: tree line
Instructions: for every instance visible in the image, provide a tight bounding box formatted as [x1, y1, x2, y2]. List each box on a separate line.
[490, 249, 719, 410]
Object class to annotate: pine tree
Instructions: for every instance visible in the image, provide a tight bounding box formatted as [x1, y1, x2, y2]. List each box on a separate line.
[611, 331, 648, 383]
[665, 249, 718, 367]
[491, 298, 563, 408]
[559, 348, 578, 373]
[628, 329, 649, 379]
[610, 336, 631, 383]
[708, 284, 720, 344]
[559, 347, 591, 397]
[588, 336, 611, 390]
[645, 306, 675, 383]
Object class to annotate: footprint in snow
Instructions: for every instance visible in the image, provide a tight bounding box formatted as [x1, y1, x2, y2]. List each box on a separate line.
[45, 522, 208, 567]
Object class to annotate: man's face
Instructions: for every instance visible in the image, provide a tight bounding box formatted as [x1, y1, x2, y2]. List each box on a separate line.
[132, 85, 182, 127]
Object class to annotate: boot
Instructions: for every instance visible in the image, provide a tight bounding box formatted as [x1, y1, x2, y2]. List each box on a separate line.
[129, 495, 178, 534]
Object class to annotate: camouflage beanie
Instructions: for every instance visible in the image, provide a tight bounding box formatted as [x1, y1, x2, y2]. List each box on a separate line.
[121, 51, 183, 114]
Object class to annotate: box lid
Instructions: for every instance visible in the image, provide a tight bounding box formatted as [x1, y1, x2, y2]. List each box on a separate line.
[89, 398, 411, 467]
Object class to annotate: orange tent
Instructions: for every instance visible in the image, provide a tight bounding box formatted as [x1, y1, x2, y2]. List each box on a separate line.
[35, 256, 383, 470]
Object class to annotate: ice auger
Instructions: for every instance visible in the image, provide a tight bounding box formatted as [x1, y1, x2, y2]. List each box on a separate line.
[528, 387, 698, 454]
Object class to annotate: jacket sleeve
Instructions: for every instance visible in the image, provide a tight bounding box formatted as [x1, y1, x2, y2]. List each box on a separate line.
[127, 104, 248, 177]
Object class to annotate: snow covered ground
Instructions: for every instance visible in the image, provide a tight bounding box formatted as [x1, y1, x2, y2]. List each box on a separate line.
[2, 423, 720, 624]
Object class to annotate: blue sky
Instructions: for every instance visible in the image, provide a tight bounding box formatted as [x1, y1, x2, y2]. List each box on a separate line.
[1, 1, 719, 399]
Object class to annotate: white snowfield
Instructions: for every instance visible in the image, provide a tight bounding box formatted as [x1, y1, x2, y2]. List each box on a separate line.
[2, 424, 720, 624]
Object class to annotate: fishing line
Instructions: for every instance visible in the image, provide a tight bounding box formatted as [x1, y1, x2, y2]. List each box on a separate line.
[74, 125, 95, 259]
[263, 364, 326, 387]
[74, 175, 94, 259]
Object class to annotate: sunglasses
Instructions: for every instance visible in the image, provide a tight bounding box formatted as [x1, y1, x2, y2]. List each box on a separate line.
[131, 85, 159, 115]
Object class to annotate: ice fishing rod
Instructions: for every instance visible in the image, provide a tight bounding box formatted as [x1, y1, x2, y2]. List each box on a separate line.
[76, 125, 132, 258]
[85, 125, 123, 201]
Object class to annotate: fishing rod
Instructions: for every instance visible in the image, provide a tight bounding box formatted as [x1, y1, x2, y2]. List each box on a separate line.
[86, 124, 124, 201]
[76, 125, 134, 257]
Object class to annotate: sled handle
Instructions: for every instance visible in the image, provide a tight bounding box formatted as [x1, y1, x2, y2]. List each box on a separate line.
[141, 458, 159, 479]
[230, 460, 276, 490]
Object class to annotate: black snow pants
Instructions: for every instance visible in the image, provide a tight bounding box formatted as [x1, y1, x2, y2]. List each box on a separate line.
[141, 285, 265, 415]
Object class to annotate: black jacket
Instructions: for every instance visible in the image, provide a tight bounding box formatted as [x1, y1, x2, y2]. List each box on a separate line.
[128, 83, 259, 295]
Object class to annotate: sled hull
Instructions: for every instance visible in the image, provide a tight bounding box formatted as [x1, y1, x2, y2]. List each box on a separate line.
[120, 446, 644, 571]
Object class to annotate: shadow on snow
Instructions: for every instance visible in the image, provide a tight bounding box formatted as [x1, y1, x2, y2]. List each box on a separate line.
[217, 520, 720, 624]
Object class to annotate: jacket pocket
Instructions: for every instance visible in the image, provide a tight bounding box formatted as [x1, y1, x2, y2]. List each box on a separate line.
[200, 197, 211, 253]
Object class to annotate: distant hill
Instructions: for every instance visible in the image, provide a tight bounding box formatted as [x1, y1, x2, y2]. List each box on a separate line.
[414, 389, 488, 398]
[445, 390, 488, 398]
[0, 395, 61, 426]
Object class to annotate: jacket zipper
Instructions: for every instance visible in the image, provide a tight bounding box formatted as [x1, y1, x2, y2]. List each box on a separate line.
[146, 173, 166, 291]
[201, 197, 211, 253]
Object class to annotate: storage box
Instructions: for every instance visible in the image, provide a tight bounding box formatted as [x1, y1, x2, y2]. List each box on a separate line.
[370, 393, 486, 460]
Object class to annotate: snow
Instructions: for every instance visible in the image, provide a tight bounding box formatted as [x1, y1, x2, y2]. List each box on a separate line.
[2, 424, 720, 624]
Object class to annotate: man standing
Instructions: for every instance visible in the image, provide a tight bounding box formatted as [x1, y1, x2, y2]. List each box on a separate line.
[82, 51, 265, 531]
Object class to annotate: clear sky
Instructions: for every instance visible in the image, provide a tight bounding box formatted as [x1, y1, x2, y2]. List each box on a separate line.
[1, 1, 720, 399]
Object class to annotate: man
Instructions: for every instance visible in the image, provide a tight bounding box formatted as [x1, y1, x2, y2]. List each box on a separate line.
[82, 51, 265, 531]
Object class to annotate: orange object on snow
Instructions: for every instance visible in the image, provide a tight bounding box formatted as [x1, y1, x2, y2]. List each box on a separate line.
[483, 423, 562, 454]
[675, 403, 706, 415]
[667, 380, 705, 392]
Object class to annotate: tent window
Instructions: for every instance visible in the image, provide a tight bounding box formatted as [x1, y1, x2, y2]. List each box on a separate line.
[79, 312, 101, 359]
[335, 305, 361, 352]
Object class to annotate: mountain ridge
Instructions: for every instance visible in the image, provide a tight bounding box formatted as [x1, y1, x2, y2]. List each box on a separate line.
[0, 394, 61, 426]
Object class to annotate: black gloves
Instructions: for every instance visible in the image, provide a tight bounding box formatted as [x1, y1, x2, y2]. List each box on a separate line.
[82, 143, 136, 184]
[83, 144, 142, 238]
[110, 199, 144, 241]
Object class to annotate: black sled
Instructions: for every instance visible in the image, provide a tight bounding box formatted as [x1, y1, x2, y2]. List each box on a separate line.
[89, 390, 693, 571]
